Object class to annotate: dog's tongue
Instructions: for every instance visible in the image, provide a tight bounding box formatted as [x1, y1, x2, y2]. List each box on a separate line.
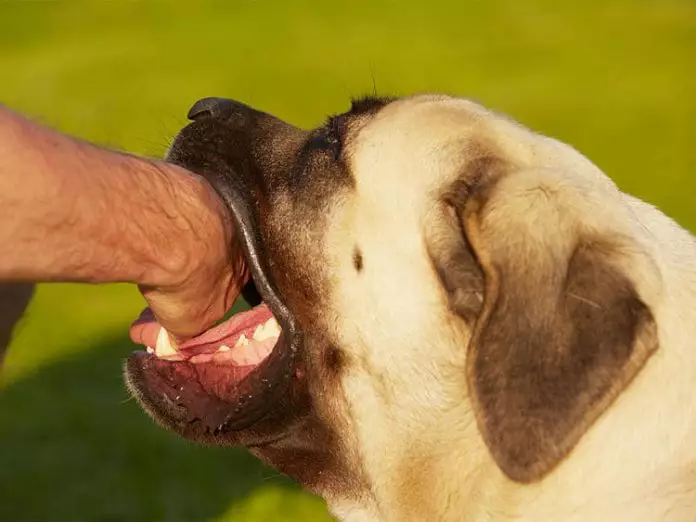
[129, 305, 274, 351]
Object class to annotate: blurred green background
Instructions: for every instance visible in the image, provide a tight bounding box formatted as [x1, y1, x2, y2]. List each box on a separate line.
[0, 1, 694, 521]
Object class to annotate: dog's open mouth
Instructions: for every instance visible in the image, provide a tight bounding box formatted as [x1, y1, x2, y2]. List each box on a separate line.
[125, 167, 300, 436]
[126, 277, 295, 435]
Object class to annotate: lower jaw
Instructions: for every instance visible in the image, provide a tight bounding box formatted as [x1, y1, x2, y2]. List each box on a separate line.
[129, 351, 270, 433]
[128, 233, 310, 432]
[129, 300, 286, 431]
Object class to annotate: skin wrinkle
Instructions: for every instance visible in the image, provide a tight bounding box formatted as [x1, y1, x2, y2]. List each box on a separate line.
[148, 162, 212, 278]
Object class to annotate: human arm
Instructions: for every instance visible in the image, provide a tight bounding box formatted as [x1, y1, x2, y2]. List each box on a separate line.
[0, 105, 247, 339]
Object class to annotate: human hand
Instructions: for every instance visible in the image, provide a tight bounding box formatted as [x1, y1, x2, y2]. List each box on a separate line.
[129, 168, 249, 347]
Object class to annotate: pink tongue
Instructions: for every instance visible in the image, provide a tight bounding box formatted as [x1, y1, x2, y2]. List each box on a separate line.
[129, 305, 274, 351]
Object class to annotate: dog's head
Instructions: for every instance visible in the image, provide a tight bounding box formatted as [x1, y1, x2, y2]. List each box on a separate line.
[125, 94, 659, 519]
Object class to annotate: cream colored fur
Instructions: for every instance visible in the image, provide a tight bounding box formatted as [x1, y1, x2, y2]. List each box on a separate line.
[320, 95, 696, 521]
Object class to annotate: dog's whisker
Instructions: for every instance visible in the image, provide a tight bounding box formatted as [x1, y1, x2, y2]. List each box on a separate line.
[566, 292, 602, 309]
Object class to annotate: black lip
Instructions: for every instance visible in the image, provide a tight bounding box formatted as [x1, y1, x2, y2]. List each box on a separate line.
[188, 158, 303, 432]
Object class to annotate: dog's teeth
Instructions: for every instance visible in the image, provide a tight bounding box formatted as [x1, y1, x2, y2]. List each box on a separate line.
[146, 346, 154, 354]
[252, 317, 281, 341]
[155, 327, 178, 357]
[234, 334, 250, 348]
[217, 344, 231, 352]
[252, 324, 267, 341]
[265, 317, 281, 336]
[252, 325, 270, 341]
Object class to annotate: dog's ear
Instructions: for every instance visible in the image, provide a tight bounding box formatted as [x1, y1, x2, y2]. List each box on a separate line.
[436, 163, 659, 483]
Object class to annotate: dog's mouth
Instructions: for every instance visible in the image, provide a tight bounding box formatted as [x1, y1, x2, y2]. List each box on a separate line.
[126, 251, 300, 437]
[126, 284, 289, 433]
[125, 117, 302, 436]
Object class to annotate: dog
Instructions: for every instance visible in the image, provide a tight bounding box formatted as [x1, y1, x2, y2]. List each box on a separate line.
[125, 94, 696, 521]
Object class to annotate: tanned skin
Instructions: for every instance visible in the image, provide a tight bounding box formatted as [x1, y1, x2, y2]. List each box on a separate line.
[0, 105, 247, 341]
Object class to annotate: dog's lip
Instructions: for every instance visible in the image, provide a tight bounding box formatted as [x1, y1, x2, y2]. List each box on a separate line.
[125, 344, 281, 434]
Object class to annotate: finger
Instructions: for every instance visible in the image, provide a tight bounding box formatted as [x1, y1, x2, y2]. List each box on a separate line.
[154, 311, 216, 344]
[129, 307, 159, 346]
[130, 307, 194, 349]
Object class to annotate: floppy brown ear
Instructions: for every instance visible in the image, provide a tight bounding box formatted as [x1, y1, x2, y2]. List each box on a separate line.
[444, 169, 659, 483]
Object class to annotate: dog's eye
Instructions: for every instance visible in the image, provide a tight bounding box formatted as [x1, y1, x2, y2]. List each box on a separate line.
[324, 132, 340, 153]
[309, 117, 343, 160]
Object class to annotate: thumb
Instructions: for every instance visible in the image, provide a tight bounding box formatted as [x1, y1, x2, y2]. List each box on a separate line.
[129, 307, 194, 350]
[140, 286, 221, 341]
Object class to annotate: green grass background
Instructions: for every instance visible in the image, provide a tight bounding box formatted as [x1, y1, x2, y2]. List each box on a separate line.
[0, 1, 694, 520]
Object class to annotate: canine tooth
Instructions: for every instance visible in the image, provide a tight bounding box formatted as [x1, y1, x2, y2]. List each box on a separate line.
[217, 344, 231, 352]
[234, 334, 250, 348]
[146, 346, 154, 354]
[252, 324, 272, 341]
[252, 325, 262, 340]
[155, 327, 178, 357]
[252, 318, 281, 341]
[265, 317, 281, 336]
[254, 326, 270, 341]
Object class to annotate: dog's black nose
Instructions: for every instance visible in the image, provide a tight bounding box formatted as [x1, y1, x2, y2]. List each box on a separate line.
[187, 97, 232, 120]
[187, 97, 256, 126]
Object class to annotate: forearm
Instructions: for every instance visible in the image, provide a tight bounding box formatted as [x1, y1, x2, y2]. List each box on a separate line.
[0, 105, 229, 288]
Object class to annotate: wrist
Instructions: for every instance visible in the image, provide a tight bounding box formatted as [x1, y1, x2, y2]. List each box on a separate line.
[138, 162, 234, 291]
